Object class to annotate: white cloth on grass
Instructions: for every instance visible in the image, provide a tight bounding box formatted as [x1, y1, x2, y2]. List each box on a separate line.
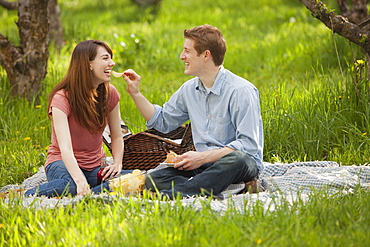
[2, 161, 370, 214]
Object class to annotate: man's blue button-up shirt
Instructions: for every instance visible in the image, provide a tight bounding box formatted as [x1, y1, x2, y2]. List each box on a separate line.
[147, 66, 264, 172]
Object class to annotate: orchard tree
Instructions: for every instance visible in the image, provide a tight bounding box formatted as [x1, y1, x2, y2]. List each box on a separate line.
[0, 0, 50, 102]
[0, 0, 63, 102]
[300, 0, 370, 105]
[0, 0, 64, 48]
[299, 0, 370, 74]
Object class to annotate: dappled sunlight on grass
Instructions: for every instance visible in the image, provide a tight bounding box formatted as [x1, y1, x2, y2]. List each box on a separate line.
[1, 0, 368, 183]
[1, 0, 369, 245]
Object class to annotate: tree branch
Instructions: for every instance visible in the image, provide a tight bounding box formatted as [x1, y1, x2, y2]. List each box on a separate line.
[359, 18, 370, 28]
[299, 0, 370, 52]
[0, 0, 18, 10]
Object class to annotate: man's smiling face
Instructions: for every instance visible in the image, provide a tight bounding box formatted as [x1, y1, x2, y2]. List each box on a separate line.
[179, 38, 206, 77]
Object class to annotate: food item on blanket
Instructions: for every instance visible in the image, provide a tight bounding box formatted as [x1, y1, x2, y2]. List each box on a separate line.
[108, 169, 146, 194]
[165, 150, 179, 163]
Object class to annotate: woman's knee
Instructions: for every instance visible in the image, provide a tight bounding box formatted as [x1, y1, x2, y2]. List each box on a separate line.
[45, 160, 72, 181]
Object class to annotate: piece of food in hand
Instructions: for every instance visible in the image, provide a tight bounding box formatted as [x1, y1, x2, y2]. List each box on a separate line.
[165, 150, 179, 163]
[112, 71, 124, 77]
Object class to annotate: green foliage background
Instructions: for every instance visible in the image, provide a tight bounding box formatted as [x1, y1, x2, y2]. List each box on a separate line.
[1, 1, 370, 246]
[0, 0, 369, 186]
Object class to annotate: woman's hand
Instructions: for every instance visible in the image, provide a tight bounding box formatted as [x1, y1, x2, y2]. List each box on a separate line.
[100, 162, 122, 181]
[76, 181, 91, 196]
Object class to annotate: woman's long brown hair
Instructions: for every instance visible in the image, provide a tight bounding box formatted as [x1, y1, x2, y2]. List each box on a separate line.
[48, 40, 113, 133]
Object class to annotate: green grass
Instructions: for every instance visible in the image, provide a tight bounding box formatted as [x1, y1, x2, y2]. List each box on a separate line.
[1, 189, 369, 246]
[1, 0, 370, 245]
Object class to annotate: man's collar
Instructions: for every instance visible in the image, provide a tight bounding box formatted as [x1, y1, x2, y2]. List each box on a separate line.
[195, 66, 225, 95]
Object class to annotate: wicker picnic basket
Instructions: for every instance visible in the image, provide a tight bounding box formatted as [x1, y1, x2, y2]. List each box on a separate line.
[104, 124, 195, 170]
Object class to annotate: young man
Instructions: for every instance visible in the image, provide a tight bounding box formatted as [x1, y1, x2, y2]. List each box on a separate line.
[122, 24, 264, 199]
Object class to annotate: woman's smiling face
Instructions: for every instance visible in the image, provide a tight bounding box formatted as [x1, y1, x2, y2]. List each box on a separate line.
[90, 45, 115, 88]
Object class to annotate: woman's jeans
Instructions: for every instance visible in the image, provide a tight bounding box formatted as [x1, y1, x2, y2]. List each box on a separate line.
[24, 160, 132, 197]
[145, 150, 259, 199]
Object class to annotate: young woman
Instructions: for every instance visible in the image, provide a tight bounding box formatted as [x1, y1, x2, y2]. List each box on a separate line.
[25, 40, 129, 197]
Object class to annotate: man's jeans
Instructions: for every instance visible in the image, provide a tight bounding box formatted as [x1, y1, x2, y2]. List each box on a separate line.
[24, 160, 132, 197]
[145, 150, 259, 199]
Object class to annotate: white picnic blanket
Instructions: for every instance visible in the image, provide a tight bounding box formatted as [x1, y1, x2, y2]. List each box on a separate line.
[2, 161, 370, 213]
[173, 161, 370, 214]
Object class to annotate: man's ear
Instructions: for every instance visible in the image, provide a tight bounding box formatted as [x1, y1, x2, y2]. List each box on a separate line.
[203, 50, 212, 61]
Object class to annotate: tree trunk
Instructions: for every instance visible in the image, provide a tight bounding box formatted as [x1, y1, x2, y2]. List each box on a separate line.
[49, 0, 64, 50]
[0, 0, 49, 102]
[0, 0, 65, 50]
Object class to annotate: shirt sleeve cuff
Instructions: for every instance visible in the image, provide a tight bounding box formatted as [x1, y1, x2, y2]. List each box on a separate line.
[146, 104, 162, 129]
[226, 141, 242, 152]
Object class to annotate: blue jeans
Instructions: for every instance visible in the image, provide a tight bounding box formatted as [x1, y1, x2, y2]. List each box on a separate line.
[24, 160, 133, 197]
[145, 151, 259, 199]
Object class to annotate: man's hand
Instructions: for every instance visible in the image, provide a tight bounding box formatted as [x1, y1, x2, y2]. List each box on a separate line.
[122, 69, 141, 96]
[174, 147, 235, 171]
[173, 151, 206, 171]
[121, 69, 155, 121]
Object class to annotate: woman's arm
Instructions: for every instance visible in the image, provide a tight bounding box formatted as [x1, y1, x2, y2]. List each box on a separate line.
[52, 107, 91, 195]
[101, 103, 124, 180]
